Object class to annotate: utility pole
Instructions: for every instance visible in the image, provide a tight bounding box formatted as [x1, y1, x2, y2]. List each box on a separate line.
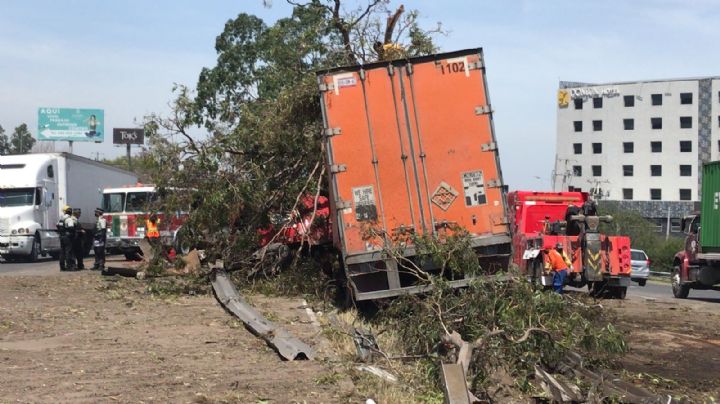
[126, 143, 132, 171]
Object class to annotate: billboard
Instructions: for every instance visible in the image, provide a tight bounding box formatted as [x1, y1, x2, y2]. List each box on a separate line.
[112, 128, 145, 145]
[38, 108, 104, 142]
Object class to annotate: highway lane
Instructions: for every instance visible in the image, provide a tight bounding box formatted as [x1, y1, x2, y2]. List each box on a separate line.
[0, 255, 106, 276]
[629, 278, 720, 303]
[3, 257, 720, 303]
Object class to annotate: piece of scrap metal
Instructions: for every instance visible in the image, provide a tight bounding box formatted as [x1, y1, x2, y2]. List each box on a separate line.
[210, 269, 315, 361]
[441, 363, 471, 404]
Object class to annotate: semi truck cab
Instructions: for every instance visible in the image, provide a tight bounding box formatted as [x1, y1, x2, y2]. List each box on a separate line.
[0, 157, 60, 261]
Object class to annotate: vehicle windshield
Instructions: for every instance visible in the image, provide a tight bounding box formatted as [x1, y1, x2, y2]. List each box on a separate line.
[631, 251, 647, 261]
[126, 192, 156, 212]
[0, 188, 35, 207]
[102, 193, 126, 213]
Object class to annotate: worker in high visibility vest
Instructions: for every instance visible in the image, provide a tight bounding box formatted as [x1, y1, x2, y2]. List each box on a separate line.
[545, 243, 571, 294]
[145, 212, 161, 264]
[145, 213, 160, 239]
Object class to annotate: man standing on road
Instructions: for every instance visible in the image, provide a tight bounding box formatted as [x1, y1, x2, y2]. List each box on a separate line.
[59, 205, 78, 271]
[92, 208, 107, 273]
[56, 205, 73, 271]
[72, 209, 85, 270]
[145, 211, 162, 264]
[546, 243, 570, 294]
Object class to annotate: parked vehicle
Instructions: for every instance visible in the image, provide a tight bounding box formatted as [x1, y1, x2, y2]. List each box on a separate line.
[317, 48, 511, 301]
[672, 161, 720, 298]
[630, 249, 649, 286]
[0, 153, 137, 262]
[508, 191, 632, 298]
[101, 184, 189, 260]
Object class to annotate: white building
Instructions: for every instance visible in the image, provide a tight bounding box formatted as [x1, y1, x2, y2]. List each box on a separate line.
[554, 77, 720, 231]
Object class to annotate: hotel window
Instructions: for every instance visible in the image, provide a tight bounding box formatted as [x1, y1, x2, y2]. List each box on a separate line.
[650, 188, 662, 200]
[573, 143, 582, 154]
[680, 116, 692, 129]
[623, 188, 633, 200]
[651, 117, 662, 129]
[592, 120, 602, 131]
[652, 93, 663, 105]
[623, 165, 634, 176]
[680, 140, 692, 152]
[574, 121, 582, 132]
[573, 166, 582, 176]
[651, 165, 662, 176]
[592, 165, 602, 177]
[651, 141, 662, 152]
[623, 118, 634, 130]
[680, 92, 693, 105]
[574, 98, 583, 109]
[624, 95, 635, 107]
[623, 142, 634, 153]
[680, 165, 691, 176]
[593, 97, 603, 108]
[592, 143, 602, 154]
[679, 189, 692, 201]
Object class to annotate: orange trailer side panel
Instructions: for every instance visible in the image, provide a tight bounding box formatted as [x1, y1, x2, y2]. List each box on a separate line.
[318, 49, 509, 261]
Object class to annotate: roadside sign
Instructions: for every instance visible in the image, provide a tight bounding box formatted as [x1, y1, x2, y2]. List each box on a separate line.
[112, 128, 145, 145]
[38, 108, 105, 142]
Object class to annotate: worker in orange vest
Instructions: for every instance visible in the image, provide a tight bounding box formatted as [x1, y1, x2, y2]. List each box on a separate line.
[545, 243, 570, 294]
[145, 212, 161, 262]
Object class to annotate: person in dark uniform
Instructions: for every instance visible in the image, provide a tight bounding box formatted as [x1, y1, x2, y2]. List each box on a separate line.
[57, 205, 73, 271]
[72, 208, 86, 270]
[92, 208, 108, 273]
[62, 206, 78, 271]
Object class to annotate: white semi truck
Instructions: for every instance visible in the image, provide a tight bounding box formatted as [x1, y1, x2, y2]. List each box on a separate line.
[0, 153, 137, 262]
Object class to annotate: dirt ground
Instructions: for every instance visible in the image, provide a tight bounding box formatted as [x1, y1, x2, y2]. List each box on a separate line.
[606, 296, 720, 400]
[0, 263, 349, 403]
[2, 259, 719, 403]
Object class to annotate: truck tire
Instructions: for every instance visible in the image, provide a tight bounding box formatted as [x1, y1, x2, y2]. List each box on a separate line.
[671, 265, 690, 299]
[614, 286, 627, 299]
[27, 235, 40, 263]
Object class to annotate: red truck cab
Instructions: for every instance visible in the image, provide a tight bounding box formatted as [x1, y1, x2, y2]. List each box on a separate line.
[508, 191, 632, 298]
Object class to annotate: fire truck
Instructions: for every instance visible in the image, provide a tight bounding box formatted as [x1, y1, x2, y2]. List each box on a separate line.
[508, 191, 632, 298]
[101, 184, 190, 260]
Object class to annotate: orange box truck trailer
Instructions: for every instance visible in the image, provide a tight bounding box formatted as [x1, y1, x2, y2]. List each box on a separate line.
[317, 48, 511, 300]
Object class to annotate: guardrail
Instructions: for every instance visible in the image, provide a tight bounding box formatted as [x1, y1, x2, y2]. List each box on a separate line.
[649, 271, 671, 278]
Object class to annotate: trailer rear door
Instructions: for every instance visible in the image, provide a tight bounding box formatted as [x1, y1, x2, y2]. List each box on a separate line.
[318, 49, 509, 261]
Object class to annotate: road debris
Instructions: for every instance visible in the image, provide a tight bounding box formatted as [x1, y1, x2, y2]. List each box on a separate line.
[210, 268, 315, 361]
[440, 363, 471, 404]
[355, 365, 397, 383]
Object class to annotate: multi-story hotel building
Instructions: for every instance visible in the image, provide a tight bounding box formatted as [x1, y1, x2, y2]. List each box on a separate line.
[554, 77, 720, 232]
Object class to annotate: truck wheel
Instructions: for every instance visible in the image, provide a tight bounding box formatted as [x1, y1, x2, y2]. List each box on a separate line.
[27, 236, 40, 263]
[638, 279, 647, 287]
[614, 286, 627, 299]
[671, 265, 690, 299]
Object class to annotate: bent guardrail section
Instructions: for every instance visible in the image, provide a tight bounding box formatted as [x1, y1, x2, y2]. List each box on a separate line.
[210, 269, 315, 361]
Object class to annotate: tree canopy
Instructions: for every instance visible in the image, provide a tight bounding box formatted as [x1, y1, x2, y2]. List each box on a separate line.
[0, 123, 36, 155]
[144, 1, 441, 262]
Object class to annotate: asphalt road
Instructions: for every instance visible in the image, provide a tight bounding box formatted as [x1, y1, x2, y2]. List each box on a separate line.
[629, 278, 720, 303]
[2, 257, 720, 303]
[0, 255, 103, 276]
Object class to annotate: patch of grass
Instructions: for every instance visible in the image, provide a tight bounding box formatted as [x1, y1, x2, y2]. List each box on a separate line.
[145, 274, 212, 297]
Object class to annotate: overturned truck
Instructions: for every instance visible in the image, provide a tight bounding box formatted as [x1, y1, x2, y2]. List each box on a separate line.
[317, 48, 511, 301]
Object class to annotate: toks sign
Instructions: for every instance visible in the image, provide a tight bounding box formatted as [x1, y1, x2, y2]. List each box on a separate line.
[112, 128, 145, 145]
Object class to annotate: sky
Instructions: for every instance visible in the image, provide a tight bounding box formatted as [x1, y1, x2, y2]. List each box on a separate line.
[1, 0, 719, 190]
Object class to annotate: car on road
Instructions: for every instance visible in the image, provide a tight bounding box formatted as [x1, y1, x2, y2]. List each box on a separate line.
[630, 249, 650, 286]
